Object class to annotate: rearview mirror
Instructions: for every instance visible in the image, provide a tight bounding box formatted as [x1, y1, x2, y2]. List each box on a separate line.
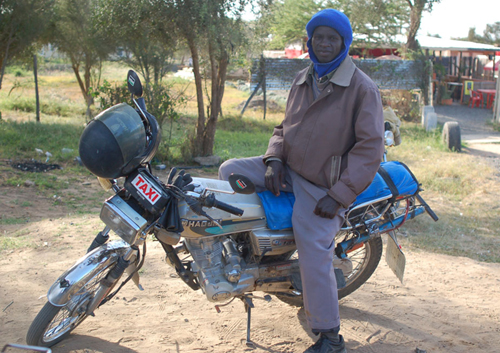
[127, 70, 143, 98]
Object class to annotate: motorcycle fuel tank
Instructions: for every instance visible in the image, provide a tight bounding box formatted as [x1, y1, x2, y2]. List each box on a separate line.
[180, 178, 267, 238]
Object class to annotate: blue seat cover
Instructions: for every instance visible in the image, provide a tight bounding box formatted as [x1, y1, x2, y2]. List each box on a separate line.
[257, 161, 418, 231]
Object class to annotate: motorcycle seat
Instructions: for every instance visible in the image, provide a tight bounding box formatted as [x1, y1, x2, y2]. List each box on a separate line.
[257, 161, 419, 231]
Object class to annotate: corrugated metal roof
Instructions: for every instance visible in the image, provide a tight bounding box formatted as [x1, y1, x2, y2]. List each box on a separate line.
[417, 36, 498, 52]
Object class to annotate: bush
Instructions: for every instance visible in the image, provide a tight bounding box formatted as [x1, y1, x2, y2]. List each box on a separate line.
[381, 89, 421, 122]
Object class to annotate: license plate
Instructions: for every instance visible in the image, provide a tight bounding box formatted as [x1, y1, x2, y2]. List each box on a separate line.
[385, 231, 405, 284]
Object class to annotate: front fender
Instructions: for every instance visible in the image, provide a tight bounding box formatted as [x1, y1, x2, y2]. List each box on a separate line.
[47, 240, 131, 307]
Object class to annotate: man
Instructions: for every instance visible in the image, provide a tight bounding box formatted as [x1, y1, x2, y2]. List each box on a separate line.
[219, 9, 384, 353]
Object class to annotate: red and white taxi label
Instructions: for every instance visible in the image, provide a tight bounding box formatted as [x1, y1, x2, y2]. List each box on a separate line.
[131, 174, 161, 204]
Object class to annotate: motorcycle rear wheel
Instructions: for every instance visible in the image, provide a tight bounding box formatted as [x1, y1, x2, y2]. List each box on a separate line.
[275, 235, 383, 307]
[26, 263, 115, 347]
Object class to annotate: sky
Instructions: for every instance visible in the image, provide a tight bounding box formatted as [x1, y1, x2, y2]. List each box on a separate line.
[419, 0, 499, 40]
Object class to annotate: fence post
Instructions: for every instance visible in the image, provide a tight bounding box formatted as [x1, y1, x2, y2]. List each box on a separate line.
[34, 54, 40, 122]
[241, 55, 265, 116]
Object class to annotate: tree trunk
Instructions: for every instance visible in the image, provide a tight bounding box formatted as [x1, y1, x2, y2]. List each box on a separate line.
[202, 42, 229, 156]
[405, 0, 426, 51]
[0, 26, 15, 90]
[71, 60, 93, 120]
[188, 38, 206, 156]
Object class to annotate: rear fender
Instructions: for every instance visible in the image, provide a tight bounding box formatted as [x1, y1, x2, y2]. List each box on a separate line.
[47, 240, 131, 307]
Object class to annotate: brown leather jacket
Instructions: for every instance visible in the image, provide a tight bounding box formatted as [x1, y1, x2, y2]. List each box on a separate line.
[264, 56, 384, 207]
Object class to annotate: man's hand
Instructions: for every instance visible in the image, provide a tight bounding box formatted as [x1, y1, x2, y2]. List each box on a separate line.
[314, 195, 341, 219]
[265, 160, 286, 196]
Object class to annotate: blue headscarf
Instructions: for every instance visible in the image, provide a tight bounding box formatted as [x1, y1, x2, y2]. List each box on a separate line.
[306, 9, 353, 78]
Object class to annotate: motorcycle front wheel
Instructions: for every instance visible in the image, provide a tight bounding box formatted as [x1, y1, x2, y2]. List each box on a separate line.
[275, 235, 383, 307]
[26, 263, 115, 347]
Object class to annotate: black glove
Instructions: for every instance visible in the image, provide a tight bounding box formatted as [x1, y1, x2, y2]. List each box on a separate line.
[314, 195, 341, 219]
[264, 160, 286, 196]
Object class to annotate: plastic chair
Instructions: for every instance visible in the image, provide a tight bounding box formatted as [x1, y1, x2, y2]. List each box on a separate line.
[486, 93, 495, 109]
[469, 90, 483, 108]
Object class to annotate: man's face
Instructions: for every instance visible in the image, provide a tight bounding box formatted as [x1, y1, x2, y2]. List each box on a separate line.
[311, 26, 343, 63]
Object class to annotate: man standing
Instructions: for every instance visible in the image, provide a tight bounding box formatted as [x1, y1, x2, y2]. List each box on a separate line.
[219, 9, 384, 353]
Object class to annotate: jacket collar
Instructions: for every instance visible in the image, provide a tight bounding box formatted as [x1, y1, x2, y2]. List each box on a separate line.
[296, 56, 356, 88]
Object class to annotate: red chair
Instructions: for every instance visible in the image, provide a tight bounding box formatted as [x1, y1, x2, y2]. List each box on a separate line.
[486, 93, 496, 109]
[469, 90, 483, 108]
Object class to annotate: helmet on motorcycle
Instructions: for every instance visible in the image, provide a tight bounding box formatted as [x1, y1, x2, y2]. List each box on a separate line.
[79, 103, 160, 179]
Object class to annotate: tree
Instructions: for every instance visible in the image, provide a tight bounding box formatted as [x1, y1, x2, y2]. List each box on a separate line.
[484, 22, 500, 45]
[263, 0, 409, 50]
[161, 0, 250, 157]
[0, 0, 55, 89]
[95, 0, 178, 86]
[455, 24, 500, 45]
[49, 0, 114, 118]
[404, 0, 440, 51]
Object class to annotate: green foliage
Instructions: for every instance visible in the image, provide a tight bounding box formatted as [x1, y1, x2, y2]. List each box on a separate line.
[455, 23, 500, 46]
[91, 79, 130, 111]
[94, 0, 178, 85]
[91, 79, 187, 129]
[0, 0, 55, 87]
[484, 22, 500, 45]
[48, 0, 115, 109]
[143, 83, 187, 129]
[263, 0, 410, 50]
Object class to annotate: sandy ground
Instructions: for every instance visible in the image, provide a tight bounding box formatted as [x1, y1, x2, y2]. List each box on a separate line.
[1, 171, 500, 353]
[1, 221, 500, 353]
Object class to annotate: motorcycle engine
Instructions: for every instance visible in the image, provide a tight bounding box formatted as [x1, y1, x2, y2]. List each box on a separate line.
[183, 237, 258, 302]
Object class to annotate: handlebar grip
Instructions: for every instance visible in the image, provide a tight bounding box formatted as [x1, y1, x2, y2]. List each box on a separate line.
[213, 199, 244, 217]
[416, 194, 439, 222]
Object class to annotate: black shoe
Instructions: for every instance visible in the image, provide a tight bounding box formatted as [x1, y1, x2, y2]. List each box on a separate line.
[303, 333, 347, 353]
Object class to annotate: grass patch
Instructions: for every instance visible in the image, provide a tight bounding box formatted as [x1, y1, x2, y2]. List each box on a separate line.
[388, 122, 500, 262]
[0, 236, 34, 251]
[2, 96, 85, 117]
[0, 120, 83, 161]
[0, 217, 30, 225]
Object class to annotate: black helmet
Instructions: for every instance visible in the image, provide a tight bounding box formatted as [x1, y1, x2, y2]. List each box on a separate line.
[79, 103, 160, 179]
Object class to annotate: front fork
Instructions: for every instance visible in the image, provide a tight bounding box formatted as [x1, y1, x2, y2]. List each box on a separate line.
[85, 246, 137, 315]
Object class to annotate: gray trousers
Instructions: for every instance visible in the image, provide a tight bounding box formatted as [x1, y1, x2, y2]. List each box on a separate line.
[218, 156, 346, 331]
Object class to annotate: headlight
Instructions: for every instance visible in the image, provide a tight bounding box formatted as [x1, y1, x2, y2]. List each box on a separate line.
[100, 195, 147, 244]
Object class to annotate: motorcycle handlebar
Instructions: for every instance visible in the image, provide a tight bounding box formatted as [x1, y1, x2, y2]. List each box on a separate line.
[212, 199, 244, 217]
[202, 194, 244, 216]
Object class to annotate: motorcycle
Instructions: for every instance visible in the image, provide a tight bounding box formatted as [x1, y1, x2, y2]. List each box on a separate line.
[26, 70, 438, 348]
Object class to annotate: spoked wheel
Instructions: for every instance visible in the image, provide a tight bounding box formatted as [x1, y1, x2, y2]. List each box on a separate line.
[26, 264, 114, 347]
[275, 234, 383, 307]
[337, 235, 383, 298]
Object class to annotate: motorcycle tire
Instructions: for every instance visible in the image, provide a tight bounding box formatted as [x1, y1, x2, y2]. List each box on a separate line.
[26, 263, 115, 347]
[275, 236, 383, 307]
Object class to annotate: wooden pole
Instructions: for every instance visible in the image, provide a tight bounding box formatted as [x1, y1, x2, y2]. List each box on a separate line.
[34, 54, 40, 122]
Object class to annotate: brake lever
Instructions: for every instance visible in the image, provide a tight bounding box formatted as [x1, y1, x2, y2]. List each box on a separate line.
[199, 210, 223, 229]
[185, 196, 223, 229]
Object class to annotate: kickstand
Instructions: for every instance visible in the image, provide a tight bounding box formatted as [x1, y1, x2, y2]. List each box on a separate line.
[243, 295, 255, 348]
[239, 294, 272, 348]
